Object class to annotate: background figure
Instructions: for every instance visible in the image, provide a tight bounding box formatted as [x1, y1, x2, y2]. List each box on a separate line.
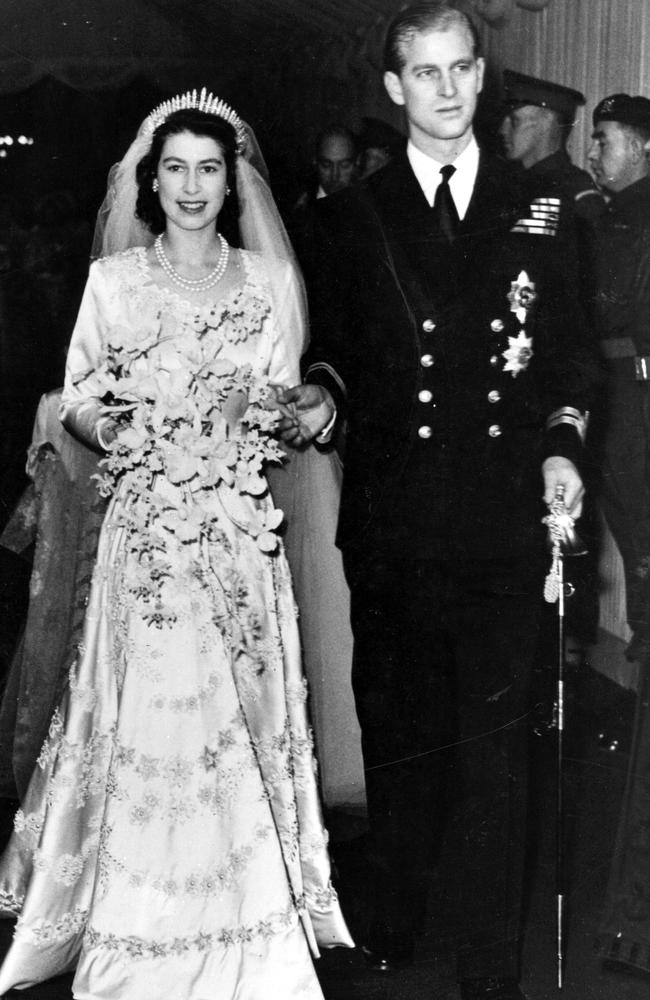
[308, 123, 359, 202]
[277, 4, 597, 998]
[288, 124, 358, 283]
[357, 116, 406, 177]
[0, 190, 91, 531]
[590, 93, 650, 977]
[500, 70, 605, 224]
[0, 94, 351, 999]
[587, 94, 650, 663]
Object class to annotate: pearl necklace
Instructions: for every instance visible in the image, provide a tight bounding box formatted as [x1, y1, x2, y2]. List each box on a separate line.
[154, 233, 229, 291]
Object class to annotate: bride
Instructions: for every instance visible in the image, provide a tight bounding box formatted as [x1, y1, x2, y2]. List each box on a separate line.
[0, 90, 352, 999]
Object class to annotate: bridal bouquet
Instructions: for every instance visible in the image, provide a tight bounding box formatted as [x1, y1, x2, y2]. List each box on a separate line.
[91, 301, 285, 625]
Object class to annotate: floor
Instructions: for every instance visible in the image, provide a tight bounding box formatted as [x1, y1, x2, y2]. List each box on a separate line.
[0, 663, 647, 999]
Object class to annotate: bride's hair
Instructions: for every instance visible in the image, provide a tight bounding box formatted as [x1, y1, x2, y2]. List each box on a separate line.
[134, 109, 242, 244]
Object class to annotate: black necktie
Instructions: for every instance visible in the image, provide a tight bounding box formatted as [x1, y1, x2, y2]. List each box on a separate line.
[433, 163, 459, 243]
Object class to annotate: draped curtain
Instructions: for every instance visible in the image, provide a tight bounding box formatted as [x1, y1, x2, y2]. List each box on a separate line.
[479, 0, 650, 168]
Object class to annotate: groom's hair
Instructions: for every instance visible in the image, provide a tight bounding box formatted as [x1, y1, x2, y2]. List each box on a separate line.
[383, 2, 482, 76]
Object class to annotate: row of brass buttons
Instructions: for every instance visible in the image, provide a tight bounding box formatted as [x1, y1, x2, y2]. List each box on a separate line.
[419, 328, 435, 438]
[416, 319, 504, 439]
[419, 423, 502, 439]
[488, 320, 503, 438]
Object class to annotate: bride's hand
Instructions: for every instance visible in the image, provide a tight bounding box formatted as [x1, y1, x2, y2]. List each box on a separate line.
[97, 401, 136, 449]
[272, 384, 335, 447]
[262, 384, 299, 423]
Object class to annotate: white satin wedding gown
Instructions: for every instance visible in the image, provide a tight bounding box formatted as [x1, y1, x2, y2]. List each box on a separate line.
[0, 247, 352, 1000]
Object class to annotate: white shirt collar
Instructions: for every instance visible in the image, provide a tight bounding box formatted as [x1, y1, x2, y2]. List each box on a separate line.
[316, 185, 328, 200]
[407, 137, 480, 219]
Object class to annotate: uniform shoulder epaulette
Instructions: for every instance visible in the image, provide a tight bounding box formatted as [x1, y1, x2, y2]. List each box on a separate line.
[510, 197, 560, 237]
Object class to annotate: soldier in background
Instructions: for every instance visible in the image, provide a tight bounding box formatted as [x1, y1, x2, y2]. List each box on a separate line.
[592, 93, 650, 978]
[588, 94, 650, 666]
[500, 70, 605, 225]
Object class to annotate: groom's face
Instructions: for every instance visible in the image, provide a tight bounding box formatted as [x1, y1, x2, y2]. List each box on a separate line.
[384, 23, 484, 149]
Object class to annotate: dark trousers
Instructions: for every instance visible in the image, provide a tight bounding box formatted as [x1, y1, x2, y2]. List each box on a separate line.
[597, 374, 650, 649]
[343, 551, 541, 981]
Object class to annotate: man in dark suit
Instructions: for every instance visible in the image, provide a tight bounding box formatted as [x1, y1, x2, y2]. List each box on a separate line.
[278, 4, 596, 998]
[288, 125, 358, 285]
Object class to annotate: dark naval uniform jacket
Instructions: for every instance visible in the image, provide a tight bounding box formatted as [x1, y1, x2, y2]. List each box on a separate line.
[526, 150, 605, 225]
[590, 175, 650, 645]
[304, 150, 597, 571]
[593, 175, 650, 358]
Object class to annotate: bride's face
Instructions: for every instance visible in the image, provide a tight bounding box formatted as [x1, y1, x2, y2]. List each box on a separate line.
[156, 130, 228, 234]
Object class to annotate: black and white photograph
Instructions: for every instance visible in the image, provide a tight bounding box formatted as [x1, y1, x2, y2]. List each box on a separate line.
[0, 2, 649, 998]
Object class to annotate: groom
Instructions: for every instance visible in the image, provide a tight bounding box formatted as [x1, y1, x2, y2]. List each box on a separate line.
[279, 4, 597, 997]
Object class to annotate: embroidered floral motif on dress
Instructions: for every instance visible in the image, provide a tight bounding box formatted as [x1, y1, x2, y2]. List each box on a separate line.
[13, 810, 45, 846]
[100, 834, 268, 897]
[84, 902, 297, 959]
[36, 710, 114, 809]
[28, 906, 89, 945]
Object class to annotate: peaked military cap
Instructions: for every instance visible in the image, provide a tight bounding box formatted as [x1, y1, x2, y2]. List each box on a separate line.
[502, 69, 585, 120]
[593, 93, 650, 131]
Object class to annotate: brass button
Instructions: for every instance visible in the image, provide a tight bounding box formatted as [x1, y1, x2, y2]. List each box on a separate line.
[490, 319, 504, 333]
[418, 425, 433, 439]
[489, 354, 499, 366]
[422, 318, 436, 333]
[418, 389, 433, 403]
[420, 354, 435, 368]
[488, 424, 502, 438]
[488, 390, 501, 403]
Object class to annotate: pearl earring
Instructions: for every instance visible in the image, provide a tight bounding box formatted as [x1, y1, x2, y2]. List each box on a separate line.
[226, 185, 231, 196]
[152, 178, 159, 192]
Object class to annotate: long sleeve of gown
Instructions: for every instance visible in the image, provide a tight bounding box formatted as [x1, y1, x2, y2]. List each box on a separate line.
[266, 259, 305, 388]
[59, 261, 115, 451]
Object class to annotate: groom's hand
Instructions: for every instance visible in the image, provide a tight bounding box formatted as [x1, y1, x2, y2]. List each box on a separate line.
[273, 384, 335, 447]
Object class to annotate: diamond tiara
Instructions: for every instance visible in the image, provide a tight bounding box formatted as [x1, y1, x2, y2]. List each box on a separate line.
[144, 88, 247, 152]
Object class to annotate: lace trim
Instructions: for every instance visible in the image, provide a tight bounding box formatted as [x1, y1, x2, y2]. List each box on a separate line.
[84, 902, 297, 959]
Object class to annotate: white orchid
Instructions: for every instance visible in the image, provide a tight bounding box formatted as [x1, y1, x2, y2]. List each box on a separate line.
[94, 297, 285, 626]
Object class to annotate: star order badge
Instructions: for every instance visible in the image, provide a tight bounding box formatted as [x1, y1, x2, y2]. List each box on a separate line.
[507, 270, 537, 324]
[502, 331, 533, 377]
